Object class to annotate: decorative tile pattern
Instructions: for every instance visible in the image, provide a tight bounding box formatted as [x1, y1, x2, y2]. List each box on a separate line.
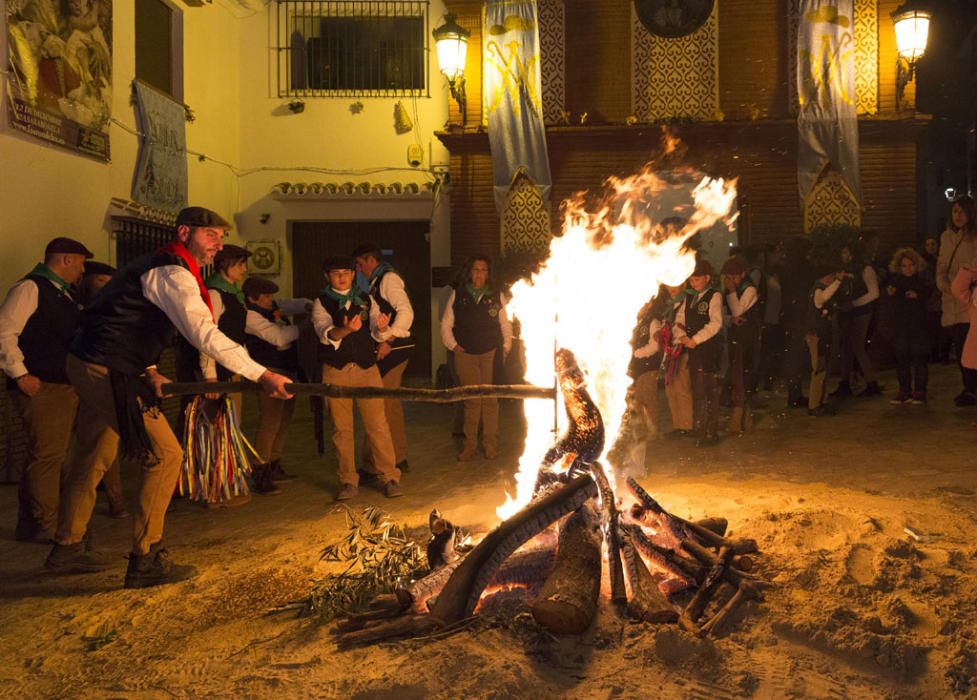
[631, 2, 719, 121]
[803, 168, 862, 232]
[501, 170, 552, 252]
[538, 0, 566, 125]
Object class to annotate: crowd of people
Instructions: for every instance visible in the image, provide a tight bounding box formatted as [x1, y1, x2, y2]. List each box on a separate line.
[627, 195, 977, 448]
[3, 196, 976, 589]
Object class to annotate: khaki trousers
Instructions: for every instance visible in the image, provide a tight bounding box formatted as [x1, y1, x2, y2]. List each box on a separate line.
[14, 383, 78, 533]
[322, 363, 400, 487]
[632, 371, 659, 435]
[254, 393, 296, 464]
[363, 359, 408, 467]
[57, 356, 183, 555]
[664, 354, 694, 431]
[454, 349, 498, 450]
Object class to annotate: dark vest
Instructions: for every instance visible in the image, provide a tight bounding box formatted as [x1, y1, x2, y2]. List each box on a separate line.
[370, 268, 413, 375]
[317, 293, 376, 370]
[246, 303, 298, 374]
[7, 275, 79, 386]
[629, 299, 663, 377]
[727, 280, 761, 345]
[72, 251, 186, 374]
[451, 288, 503, 356]
[684, 288, 721, 372]
[176, 287, 248, 381]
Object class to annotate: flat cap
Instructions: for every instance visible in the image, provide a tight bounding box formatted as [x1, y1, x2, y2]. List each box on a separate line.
[45, 237, 94, 258]
[84, 261, 116, 276]
[720, 255, 747, 277]
[242, 276, 279, 297]
[214, 244, 252, 267]
[175, 206, 232, 229]
[692, 258, 714, 277]
[323, 256, 357, 272]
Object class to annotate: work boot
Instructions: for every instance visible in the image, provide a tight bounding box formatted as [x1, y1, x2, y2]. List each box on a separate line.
[268, 459, 297, 482]
[727, 407, 744, 435]
[457, 445, 478, 462]
[829, 381, 852, 398]
[45, 542, 113, 573]
[124, 544, 197, 589]
[335, 483, 358, 501]
[383, 481, 404, 498]
[251, 463, 281, 495]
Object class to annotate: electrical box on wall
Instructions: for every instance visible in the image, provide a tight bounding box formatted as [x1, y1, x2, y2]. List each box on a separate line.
[407, 144, 423, 168]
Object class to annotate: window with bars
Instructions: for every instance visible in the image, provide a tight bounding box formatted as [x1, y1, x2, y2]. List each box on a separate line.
[277, 1, 429, 98]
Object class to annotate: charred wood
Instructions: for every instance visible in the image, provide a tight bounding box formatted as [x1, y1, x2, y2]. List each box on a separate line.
[621, 529, 679, 623]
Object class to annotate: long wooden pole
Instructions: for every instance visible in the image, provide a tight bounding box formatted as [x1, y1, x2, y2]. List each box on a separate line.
[163, 382, 556, 404]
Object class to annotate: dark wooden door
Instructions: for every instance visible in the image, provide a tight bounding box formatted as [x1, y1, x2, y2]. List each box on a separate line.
[291, 220, 432, 379]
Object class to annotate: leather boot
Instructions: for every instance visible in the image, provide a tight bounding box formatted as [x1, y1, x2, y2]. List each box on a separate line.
[251, 463, 281, 495]
[124, 543, 197, 589]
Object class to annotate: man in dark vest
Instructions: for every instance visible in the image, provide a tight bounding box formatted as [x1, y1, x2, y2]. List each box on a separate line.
[0, 237, 92, 542]
[353, 243, 414, 474]
[311, 256, 402, 501]
[240, 276, 310, 485]
[45, 207, 293, 588]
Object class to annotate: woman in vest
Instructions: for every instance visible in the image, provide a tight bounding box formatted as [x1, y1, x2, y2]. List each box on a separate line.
[806, 268, 850, 416]
[311, 256, 402, 501]
[721, 255, 761, 434]
[674, 259, 723, 447]
[936, 196, 977, 406]
[440, 256, 513, 461]
[629, 292, 665, 437]
[830, 240, 881, 398]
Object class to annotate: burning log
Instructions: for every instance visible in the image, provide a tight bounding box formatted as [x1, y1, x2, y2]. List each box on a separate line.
[487, 546, 557, 589]
[621, 529, 679, 624]
[532, 501, 603, 634]
[590, 462, 627, 606]
[700, 581, 762, 638]
[399, 557, 465, 612]
[429, 474, 600, 625]
[165, 381, 556, 403]
[627, 523, 704, 586]
[693, 517, 728, 537]
[679, 546, 733, 636]
[678, 538, 764, 589]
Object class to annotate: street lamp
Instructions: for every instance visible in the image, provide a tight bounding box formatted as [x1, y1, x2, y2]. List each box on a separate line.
[432, 14, 470, 126]
[891, 1, 932, 109]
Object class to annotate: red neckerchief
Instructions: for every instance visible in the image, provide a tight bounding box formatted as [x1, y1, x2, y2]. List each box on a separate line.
[160, 240, 214, 319]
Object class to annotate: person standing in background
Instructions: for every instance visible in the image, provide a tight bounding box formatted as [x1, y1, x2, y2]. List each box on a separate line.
[936, 196, 977, 406]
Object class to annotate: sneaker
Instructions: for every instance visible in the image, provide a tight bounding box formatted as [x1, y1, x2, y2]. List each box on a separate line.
[268, 460, 297, 482]
[335, 483, 358, 501]
[457, 446, 478, 462]
[890, 392, 912, 405]
[828, 383, 852, 398]
[124, 545, 197, 589]
[383, 481, 404, 498]
[395, 460, 410, 474]
[45, 542, 113, 573]
[858, 382, 882, 397]
[910, 391, 926, 405]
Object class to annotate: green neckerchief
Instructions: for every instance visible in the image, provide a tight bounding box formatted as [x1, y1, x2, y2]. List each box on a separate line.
[205, 272, 245, 304]
[27, 263, 70, 292]
[466, 283, 491, 302]
[663, 288, 693, 322]
[737, 278, 754, 295]
[323, 286, 365, 309]
[370, 261, 395, 283]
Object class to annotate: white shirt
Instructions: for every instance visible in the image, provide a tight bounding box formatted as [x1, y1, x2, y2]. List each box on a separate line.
[673, 289, 723, 346]
[725, 285, 758, 318]
[199, 292, 309, 379]
[140, 266, 266, 382]
[0, 277, 71, 379]
[851, 266, 879, 308]
[440, 289, 513, 354]
[311, 289, 385, 351]
[633, 318, 663, 359]
[373, 271, 414, 343]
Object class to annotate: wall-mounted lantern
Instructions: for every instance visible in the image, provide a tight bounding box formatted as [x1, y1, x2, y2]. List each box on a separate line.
[432, 14, 470, 126]
[891, 1, 932, 110]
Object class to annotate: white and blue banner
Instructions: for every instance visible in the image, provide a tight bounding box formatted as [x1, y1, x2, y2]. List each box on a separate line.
[131, 80, 187, 212]
[483, 0, 552, 210]
[796, 0, 861, 205]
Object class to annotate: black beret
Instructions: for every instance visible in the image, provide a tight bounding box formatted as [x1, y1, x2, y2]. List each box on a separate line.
[45, 237, 93, 258]
[242, 276, 279, 297]
[214, 244, 252, 267]
[84, 261, 116, 276]
[175, 206, 232, 229]
[323, 256, 357, 272]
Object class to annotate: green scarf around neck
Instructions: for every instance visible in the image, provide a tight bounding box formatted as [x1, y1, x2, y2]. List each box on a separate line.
[466, 283, 491, 301]
[323, 286, 365, 309]
[205, 272, 245, 304]
[28, 263, 70, 292]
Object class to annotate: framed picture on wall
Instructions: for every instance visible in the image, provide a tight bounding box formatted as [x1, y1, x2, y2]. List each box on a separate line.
[634, 0, 715, 38]
[245, 240, 280, 275]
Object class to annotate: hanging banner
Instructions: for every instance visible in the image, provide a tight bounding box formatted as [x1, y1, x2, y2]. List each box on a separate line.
[796, 0, 861, 205]
[131, 80, 187, 212]
[5, 0, 112, 160]
[483, 0, 552, 211]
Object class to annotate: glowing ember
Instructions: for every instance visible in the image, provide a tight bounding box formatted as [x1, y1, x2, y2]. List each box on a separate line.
[497, 166, 737, 520]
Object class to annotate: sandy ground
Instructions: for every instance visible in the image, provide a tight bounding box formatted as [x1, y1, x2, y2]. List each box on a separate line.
[1, 363, 977, 699]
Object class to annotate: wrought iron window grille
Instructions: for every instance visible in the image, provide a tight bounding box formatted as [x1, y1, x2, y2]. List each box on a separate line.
[276, 0, 430, 98]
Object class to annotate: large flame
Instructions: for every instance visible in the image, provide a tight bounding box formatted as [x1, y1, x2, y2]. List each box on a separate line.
[496, 167, 737, 520]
